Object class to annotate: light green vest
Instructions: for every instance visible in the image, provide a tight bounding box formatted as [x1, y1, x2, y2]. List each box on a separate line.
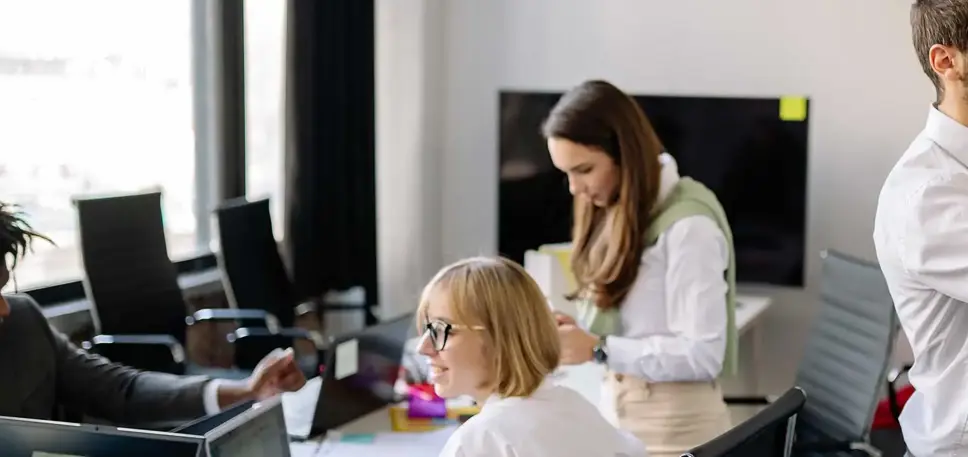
[575, 177, 738, 377]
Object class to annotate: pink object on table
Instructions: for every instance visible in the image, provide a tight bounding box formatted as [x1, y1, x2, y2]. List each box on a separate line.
[407, 383, 447, 419]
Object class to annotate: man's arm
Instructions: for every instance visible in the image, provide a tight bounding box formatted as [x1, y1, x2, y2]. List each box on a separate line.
[49, 325, 212, 425]
[902, 174, 968, 303]
[23, 296, 295, 424]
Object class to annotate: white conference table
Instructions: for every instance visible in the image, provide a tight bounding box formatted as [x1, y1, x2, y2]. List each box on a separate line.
[291, 294, 773, 455]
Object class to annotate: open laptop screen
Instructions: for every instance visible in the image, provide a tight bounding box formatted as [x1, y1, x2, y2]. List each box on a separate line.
[0, 416, 203, 457]
[206, 396, 290, 457]
[311, 312, 415, 435]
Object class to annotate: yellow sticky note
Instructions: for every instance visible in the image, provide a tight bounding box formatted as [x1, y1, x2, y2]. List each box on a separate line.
[779, 96, 807, 122]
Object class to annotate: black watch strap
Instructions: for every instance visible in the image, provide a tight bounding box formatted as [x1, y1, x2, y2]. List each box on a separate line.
[592, 335, 609, 364]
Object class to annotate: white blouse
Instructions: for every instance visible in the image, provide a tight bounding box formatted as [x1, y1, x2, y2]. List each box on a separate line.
[439, 382, 647, 457]
[602, 153, 730, 383]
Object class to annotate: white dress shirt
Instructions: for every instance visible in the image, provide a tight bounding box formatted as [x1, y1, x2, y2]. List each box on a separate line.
[873, 106, 968, 457]
[439, 381, 647, 457]
[203, 379, 222, 415]
[602, 153, 730, 383]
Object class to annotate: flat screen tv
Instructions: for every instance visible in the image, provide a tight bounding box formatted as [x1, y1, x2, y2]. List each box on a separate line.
[498, 91, 809, 287]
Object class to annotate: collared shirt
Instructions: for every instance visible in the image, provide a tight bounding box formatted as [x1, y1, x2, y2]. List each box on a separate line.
[873, 106, 968, 456]
[203, 380, 222, 415]
[439, 381, 647, 457]
[603, 153, 730, 383]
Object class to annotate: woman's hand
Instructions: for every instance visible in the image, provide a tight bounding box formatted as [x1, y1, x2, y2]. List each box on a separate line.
[554, 311, 576, 326]
[558, 324, 598, 365]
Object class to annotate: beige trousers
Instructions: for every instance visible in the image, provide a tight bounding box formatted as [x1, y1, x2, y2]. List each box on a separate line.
[602, 372, 732, 457]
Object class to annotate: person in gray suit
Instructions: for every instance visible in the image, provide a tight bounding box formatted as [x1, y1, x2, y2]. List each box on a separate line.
[0, 201, 306, 425]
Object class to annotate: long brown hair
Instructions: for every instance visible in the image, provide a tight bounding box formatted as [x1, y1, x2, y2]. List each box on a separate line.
[541, 80, 663, 310]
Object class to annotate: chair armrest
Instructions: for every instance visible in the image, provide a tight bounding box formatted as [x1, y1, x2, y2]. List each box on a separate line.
[888, 363, 913, 384]
[82, 334, 187, 363]
[723, 395, 772, 405]
[294, 301, 318, 317]
[228, 326, 329, 350]
[226, 326, 328, 373]
[81, 334, 186, 374]
[886, 363, 914, 421]
[186, 308, 281, 331]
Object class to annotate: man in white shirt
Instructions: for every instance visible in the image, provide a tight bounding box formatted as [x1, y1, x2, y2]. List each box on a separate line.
[872, 1, 968, 455]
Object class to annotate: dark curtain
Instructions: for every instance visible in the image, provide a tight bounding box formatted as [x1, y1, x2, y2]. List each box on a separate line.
[217, 0, 247, 200]
[284, 0, 377, 323]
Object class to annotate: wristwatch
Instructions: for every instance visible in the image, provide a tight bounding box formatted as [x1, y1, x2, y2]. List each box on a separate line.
[592, 335, 609, 364]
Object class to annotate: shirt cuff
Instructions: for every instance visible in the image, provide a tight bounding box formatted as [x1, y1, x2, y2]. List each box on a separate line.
[203, 379, 224, 415]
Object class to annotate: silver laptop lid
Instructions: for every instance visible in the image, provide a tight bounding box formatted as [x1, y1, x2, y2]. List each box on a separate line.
[205, 395, 291, 457]
[0, 415, 204, 457]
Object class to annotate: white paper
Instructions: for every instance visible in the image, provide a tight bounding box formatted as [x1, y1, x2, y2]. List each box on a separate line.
[524, 249, 577, 317]
[282, 376, 323, 439]
[524, 249, 554, 295]
[289, 441, 326, 457]
[334, 338, 359, 380]
[305, 427, 457, 456]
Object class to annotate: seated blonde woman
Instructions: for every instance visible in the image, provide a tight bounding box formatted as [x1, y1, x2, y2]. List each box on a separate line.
[417, 256, 646, 457]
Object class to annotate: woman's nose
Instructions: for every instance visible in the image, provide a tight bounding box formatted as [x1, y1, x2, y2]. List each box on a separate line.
[416, 331, 436, 357]
[567, 176, 580, 196]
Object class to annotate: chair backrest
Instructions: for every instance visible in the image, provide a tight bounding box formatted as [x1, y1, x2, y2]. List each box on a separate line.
[215, 197, 297, 327]
[75, 191, 187, 343]
[682, 387, 806, 457]
[793, 250, 898, 444]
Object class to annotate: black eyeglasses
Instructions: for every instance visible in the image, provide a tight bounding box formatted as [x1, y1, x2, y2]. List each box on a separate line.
[423, 319, 484, 351]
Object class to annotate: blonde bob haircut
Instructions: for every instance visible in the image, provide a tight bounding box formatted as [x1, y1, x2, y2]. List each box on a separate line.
[416, 256, 561, 398]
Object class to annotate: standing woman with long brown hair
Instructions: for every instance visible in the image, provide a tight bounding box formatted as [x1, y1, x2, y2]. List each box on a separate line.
[543, 80, 737, 456]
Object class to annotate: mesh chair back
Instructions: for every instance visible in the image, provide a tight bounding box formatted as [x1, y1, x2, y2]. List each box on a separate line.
[794, 250, 898, 449]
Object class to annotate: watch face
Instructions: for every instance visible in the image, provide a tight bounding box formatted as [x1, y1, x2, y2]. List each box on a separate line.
[593, 345, 607, 363]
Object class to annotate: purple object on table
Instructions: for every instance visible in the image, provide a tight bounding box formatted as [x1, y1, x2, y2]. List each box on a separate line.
[408, 384, 447, 419]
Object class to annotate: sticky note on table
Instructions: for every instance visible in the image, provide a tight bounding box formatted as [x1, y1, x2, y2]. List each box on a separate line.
[335, 338, 359, 380]
[779, 96, 807, 122]
[341, 433, 376, 444]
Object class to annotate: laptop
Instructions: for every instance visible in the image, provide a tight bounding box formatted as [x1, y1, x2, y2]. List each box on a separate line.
[283, 312, 416, 439]
[0, 415, 204, 457]
[171, 400, 257, 436]
[167, 396, 290, 457]
[203, 396, 291, 457]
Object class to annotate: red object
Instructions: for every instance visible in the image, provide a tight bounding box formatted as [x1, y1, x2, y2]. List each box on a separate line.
[409, 383, 440, 401]
[872, 384, 916, 429]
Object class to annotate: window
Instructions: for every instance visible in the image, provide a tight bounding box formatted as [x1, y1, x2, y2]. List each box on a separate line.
[244, 0, 287, 240]
[0, 0, 205, 291]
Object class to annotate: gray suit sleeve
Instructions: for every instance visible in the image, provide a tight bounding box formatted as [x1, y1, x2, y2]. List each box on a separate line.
[52, 331, 211, 425]
[32, 305, 211, 425]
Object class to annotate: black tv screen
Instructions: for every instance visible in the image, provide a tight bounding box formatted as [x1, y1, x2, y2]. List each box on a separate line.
[498, 91, 809, 287]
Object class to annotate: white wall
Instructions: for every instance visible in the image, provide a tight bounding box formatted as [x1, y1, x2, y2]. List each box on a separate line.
[381, 0, 927, 390]
[375, 0, 446, 318]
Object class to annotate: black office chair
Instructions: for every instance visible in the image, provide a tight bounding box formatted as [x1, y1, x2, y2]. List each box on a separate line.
[74, 190, 281, 374]
[213, 197, 326, 369]
[683, 386, 806, 457]
[727, 250, 897, 456]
